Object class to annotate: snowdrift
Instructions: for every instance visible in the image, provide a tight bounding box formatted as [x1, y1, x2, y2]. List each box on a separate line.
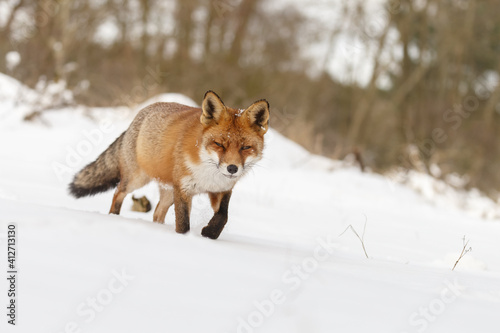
[0, 74, 499, 333]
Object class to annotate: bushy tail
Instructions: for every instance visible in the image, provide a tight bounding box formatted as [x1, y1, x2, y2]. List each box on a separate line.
[69, 132, 125, 198]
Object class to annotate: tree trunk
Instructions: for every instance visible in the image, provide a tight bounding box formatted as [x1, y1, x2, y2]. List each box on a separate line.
[228, 0, 260, 63]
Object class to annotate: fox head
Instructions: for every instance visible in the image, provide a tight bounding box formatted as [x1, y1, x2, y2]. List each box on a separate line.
[200, 91, 270, 180]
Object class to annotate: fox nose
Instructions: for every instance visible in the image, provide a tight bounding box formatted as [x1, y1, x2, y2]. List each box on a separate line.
[227, 164, 238, 174]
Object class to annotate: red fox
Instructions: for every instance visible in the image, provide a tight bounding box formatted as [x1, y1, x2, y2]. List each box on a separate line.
[69, 91, 270, 239]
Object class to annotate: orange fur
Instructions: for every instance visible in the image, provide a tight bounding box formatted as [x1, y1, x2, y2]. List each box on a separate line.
[70, 91, 270, 239]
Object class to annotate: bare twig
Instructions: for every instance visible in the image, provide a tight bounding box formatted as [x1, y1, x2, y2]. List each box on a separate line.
[339, 215, 369, 259]
[452, 236, 472, 271]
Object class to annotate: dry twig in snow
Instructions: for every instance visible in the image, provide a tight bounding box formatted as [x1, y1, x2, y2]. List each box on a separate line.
[339, 215, 369, 259]
[452, 236, 472, 271]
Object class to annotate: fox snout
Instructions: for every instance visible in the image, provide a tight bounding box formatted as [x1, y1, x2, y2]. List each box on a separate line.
[219, 163, 241, 178]
[227, 164, 238, 174]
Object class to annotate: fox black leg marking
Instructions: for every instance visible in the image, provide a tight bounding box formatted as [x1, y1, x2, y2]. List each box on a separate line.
[202, 191, 232, 239]
[174, 187, 192, 234]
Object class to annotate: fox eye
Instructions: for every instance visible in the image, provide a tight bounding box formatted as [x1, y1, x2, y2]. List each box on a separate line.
[241, 146, 252, 150]
[214, 141, 224, 148]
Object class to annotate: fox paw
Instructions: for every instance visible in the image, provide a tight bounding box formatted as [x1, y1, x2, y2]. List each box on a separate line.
[201, 226, 221, 239]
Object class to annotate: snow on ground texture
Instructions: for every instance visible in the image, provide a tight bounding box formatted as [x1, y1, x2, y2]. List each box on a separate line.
[0, 74, 499, 333]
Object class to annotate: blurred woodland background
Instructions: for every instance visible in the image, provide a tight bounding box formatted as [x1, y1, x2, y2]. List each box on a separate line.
[1, 0, 499, 198]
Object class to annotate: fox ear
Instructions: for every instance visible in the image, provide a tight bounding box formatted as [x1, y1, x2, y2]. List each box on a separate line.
[201, 91, 226, 126]
[245, 99, 270, 134]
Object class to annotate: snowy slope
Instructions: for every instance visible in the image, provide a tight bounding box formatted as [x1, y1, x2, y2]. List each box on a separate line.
[0, 74, 499, 333]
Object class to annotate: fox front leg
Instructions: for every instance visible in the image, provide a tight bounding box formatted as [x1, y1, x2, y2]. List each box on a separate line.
[202, 191, 232, 239]
[174, 187, 192, 234]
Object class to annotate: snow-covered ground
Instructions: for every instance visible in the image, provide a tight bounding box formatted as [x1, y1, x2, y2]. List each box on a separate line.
[0, 73, 499, 333]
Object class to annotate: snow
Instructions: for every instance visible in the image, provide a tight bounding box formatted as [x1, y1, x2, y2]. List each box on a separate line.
[0, 73, 499, 333]
[136, 93, 198, 110]
[5, 52, 21, 71]
[386, 169, 500, 220]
